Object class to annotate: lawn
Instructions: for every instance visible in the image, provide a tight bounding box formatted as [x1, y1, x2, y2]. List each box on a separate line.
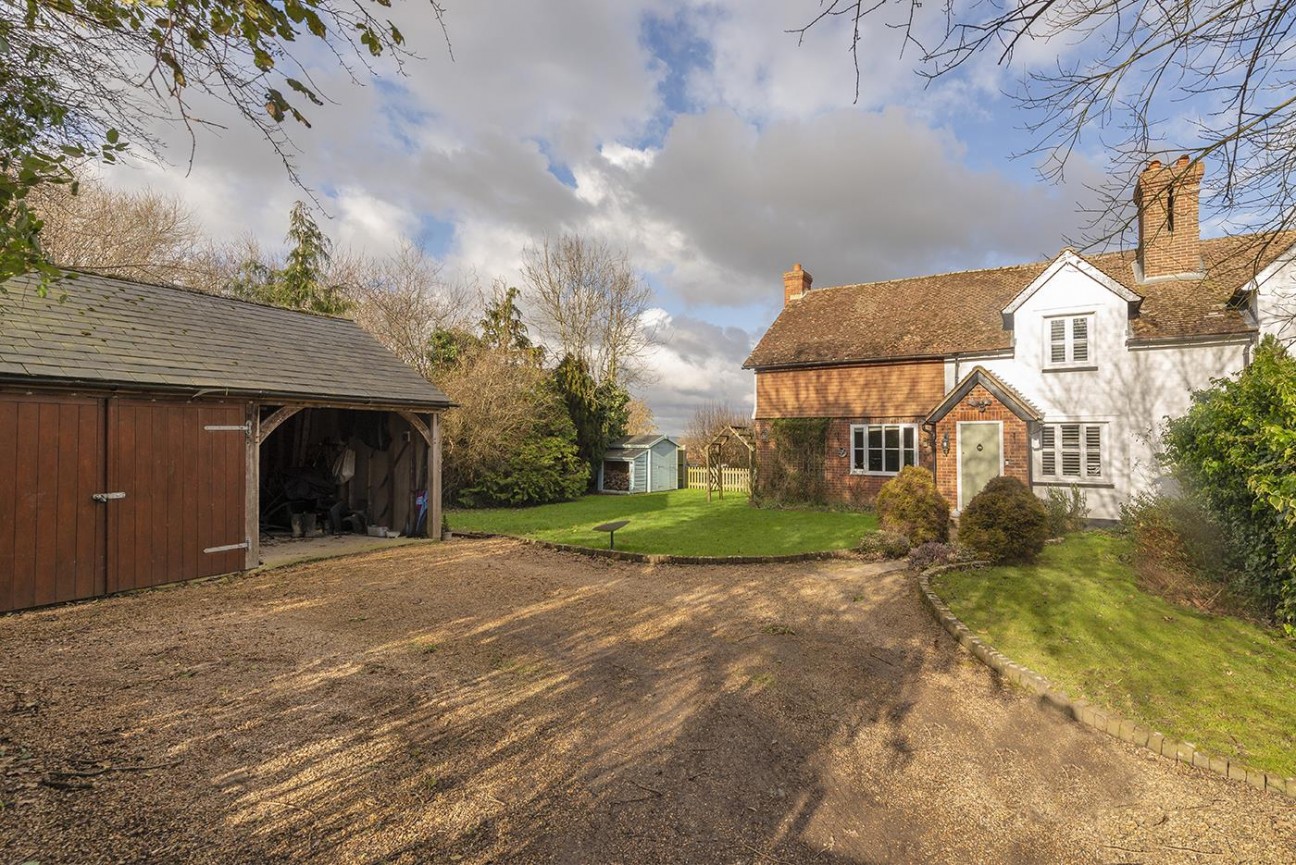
[933, 531, 1296, 777]
[446, 488, 877, 556]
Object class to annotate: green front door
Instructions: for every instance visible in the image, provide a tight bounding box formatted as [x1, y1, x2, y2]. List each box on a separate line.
[958, 422, 1002, 510]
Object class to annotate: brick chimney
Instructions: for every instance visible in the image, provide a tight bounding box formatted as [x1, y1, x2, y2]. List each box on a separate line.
[1134, 155, 1205, 280]
[783, 263, 812, 304]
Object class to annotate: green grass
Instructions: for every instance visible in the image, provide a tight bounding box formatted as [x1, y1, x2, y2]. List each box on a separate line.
[447, 488, 877, 557]
[933, 531, 1296, 777]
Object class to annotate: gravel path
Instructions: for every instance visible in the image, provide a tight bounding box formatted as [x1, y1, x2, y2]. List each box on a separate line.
[1, 538, 1291, 864]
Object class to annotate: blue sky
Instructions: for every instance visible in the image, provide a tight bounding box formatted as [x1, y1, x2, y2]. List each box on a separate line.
[107, 1, 1129, 433]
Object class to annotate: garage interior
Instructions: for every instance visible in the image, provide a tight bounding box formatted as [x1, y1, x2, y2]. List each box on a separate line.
[258, 407, 430, 541]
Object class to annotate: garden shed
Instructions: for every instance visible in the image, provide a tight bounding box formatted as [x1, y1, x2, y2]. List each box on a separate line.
[0, 270, 451, 613]
[597, 435, 680, 494]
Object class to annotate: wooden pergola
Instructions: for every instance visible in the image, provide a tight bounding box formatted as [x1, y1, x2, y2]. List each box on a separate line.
[705, 425, 755, 501]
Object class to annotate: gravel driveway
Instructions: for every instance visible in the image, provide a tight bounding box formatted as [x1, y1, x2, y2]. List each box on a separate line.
[1, 538, 1291, 864]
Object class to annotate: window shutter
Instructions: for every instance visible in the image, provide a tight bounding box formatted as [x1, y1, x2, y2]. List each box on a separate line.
[1085, 425, 1102, 477]
[1050, 319, 1067, 364]
[1040, 426, 1056, 476]
[1072, 317, 1089, 363]
[1060, 424, 1081, 476]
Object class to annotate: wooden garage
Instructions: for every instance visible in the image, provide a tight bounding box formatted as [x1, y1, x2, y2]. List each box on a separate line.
[0, 270, 451, 613]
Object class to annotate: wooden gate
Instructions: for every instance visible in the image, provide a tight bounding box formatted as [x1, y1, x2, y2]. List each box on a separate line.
[0, 394, 107, 612]
[107, 401, 247, 592]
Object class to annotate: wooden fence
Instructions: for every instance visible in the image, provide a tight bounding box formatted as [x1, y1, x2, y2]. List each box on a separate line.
[686, 466, 751, 493]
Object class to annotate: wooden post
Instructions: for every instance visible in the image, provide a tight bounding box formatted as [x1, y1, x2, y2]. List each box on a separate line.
[428, 411, 442, 540]
[245, 402, 260, 570]
[705, 442, 712, 503]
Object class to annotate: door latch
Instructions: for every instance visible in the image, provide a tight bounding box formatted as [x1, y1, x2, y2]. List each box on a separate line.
[91, 492, 127, 503]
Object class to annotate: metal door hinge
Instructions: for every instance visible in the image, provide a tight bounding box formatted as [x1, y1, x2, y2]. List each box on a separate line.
[204, 422, 252, 438]
[91, 491, 126, 503]
[203, 540, 250, 554]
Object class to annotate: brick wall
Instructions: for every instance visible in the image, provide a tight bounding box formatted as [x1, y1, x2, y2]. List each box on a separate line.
[1135, 156, 1204, 278]
[753, 416, 935, 508]
[931, 384, 1030, 508]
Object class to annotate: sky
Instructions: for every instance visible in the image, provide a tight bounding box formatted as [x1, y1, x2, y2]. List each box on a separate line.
[99, 0, 1122, 435]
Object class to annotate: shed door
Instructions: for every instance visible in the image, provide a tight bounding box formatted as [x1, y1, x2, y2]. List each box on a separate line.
[0, 394, 106, 613]
[651, 445, 677, 491]
[107, 401, 247, 593]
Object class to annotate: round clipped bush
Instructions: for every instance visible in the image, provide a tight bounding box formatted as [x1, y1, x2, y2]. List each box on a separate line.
[957, 476, 1049, 564]
[874, 466, 950, 545]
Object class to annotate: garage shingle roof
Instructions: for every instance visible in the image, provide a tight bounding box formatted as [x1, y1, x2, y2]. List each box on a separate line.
[745, 232, 1296, 369]
[0, 271, 451, 408]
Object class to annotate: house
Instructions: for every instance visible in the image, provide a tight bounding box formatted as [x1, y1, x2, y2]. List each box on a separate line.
[597, 435, 681, 493]
[744, 157, 1296, 520]
[0, 270, 451, 613]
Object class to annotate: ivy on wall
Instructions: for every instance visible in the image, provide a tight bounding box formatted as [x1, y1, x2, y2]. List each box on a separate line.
[754, 417, 831, 507]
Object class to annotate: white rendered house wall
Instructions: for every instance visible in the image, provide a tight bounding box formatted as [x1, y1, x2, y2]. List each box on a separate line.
[944, 259, 1250, 520]
[1255, 255, 1296, 346]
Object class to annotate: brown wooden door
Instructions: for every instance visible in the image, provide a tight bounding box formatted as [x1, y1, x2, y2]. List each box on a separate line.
[107, 401, 247, 592]
[0, 394, 107, 613]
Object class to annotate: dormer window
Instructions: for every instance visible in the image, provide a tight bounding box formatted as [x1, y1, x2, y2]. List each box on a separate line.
[1045, 314, 1094, 368]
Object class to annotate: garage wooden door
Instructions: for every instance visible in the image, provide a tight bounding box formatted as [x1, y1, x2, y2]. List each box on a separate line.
[107, 401, 247, 592]
[0, 394, 107, 613]
[0, 395, 247, 613]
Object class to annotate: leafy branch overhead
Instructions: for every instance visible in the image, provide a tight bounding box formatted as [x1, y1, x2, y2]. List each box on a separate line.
[1, 0, 450, 282]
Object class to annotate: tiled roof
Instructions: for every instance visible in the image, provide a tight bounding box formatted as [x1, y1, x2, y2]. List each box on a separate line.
[928, 366, 1043, 423]
[0, 270, 451, 408]
[611, 434, 675, 448]
[745, 232, 1296, 369]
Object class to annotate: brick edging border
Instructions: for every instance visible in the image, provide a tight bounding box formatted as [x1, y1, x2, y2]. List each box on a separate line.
[917, 564, 1296, 800]
[450, 530, 858, 566]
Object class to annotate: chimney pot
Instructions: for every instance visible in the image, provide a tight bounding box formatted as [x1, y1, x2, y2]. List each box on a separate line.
[1134, 156, 1204, 280]
[783, 263, 813, 305]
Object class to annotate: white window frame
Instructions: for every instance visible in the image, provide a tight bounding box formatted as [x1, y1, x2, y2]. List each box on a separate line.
[1044, 313, 1095, 369]
[1036, 421, 1106, 482]
[850, 423, 919, 476]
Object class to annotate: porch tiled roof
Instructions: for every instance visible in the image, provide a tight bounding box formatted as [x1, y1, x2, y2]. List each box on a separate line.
[927, 366, 1043, 423]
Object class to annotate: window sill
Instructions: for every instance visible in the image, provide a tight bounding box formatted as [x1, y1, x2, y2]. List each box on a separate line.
[1033, 479, 1115, 489]
[1042, 365, 1098, 373]
[849, 469, 900, 477]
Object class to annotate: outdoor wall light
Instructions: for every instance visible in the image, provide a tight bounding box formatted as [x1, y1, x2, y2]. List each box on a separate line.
[940, 430, 950, 455]
[837, 447, 848, 458]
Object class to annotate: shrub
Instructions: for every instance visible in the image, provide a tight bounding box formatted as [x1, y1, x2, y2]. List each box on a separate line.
[754, 418, 830, 507]
[958, 476, 1049, 564]
[907, 541, 960, 571]
[1120, 492, 1244, 613]
[1163, 336, 1296, 632]
[1121, 492, 1231, 579]
[857, 530, 910, 560]
[1044, 485, 1089, 537]
[875, 466, 950, 544]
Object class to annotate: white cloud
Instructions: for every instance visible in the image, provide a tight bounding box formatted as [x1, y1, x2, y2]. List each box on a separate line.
[332, 188, 420, 256]
[636, 312, 756, 434]
[84, 0, 1112, 426]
